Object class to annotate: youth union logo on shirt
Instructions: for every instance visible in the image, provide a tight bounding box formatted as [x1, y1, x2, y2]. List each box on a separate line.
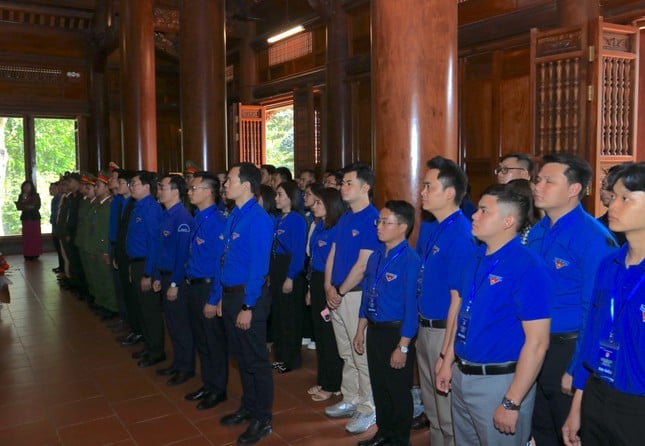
[277, 229, 285, 235]
[554, 257, 570, 269]
[640, 304, 645, 322]
[162, 230, 170, 237]
[432, 245, 440, 254]
[135, 217, 142, 223]
[352, 229, 360, 237]
[489, 274, 503, 285]
[231, 232, 240, 240]
[196, 237, 205, 245]
[385, 273, 397, 282]
[318, 240, 327, 247]
[178, 224, 190, 233]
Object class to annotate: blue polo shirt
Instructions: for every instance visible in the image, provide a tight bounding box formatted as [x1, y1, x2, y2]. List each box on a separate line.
[126, 194, 162, 276]
[331, 205, 380, 287]
[573, 245, 645, 395]
[527, 204, 617, 374]
[186, 205, 227, 305]
[360, 240, 421, 339]
[310, 220, 337, 273]
[417, 210, 477, 320]
[455, 238, 551, 363]
[155, 202, 193, 285]
[273, 212, 307, 279]
[221, 197, 273, 307]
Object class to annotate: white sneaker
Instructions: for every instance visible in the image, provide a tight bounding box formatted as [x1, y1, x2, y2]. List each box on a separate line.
[301, 337, 312, 346]
[307, 341, 316, 350]
[325, 401, 356, 418]
[345, 411, 376, 434]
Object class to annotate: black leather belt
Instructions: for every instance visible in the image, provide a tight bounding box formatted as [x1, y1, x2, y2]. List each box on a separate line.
[129, 256, 146, 263]
[223, 284, 245, 293]
[419, 317, 447, 329]
[550, 332, 579, 343]
[159, 270, 172, 276]
[455, 356, 517, 375]
[367, 320, 401, 328]
[185, 277, 213, 285]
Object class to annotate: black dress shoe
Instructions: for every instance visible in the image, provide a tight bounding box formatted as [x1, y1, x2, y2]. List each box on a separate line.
[167, 371, 195, 386]
[131, 349, 149, 359]
[221, 407, 252, 426]
[196, 392, 227, 410]
[237, 419, 272, 445]
[410, 412, 430, 430]
[185, 386, 209, 401]
[156, 366, 177, 376]
[120, 333, 143, 346]
[357, 434, 390, 446]
[137, 355, 166, 368]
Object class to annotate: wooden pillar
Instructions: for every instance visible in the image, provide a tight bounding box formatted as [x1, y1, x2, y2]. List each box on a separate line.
[180, 0, 227, 172]
[239, 22, 256, 104]
[119, 0, 157, 171]
[325, 0, 350, 170]
[89, 0, 109, 171]
[372, 0, 458, 212]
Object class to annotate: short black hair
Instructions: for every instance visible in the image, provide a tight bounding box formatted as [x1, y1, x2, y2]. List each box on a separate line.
[343, 163, 375, 191]
[500, 153, 534, 175]
[542, 152, 592, 200]
[234, 162, 262, 194]
[193, 172, 220, 201]
[274, 166, 293, 183]
[606, 162, 645, 193]
[481, 183, 531, 233]
[162, 174, 187, 201]
[134, 170, 158, 196]
[426, 156, 468, 205]
[117, 169, 134, 181]
[384, 200, 415, 238]
[299, 168, 317, 178]
[507, 179, 541, 227]
[261, 164, 276, 175]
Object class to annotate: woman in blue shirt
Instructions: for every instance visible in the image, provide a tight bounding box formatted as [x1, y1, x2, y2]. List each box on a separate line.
[270, 180, 307, 373]
[306, 187, 346, 401]
[563, 162, 645, 446]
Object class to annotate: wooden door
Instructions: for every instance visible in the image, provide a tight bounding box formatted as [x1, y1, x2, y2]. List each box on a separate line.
[229, 103, 266, 166]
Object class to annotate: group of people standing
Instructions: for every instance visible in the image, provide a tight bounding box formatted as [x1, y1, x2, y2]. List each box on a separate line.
[45, 153, 644, 446]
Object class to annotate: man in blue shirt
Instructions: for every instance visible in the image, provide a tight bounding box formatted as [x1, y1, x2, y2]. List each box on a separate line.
[354, 200, 421, 446]
[219, 163, 274, 446]
[126, 171, 163, 367]
[182, 173, 229, 410]
[437, 184, 551, 446]
[152, 174, 195, 387]
[562, 162, 645, 446]
[528, 153, 618, 445]
[417, 156, 477, 446]
[324, 163, 380, 434]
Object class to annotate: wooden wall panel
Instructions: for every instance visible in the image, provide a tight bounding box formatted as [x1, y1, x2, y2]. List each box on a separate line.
[499, 75, 531, 153]
[461, 79, 493, 160]
[350, 78, 372, 166]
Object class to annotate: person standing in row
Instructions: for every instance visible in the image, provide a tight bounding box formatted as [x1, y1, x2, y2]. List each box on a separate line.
[219, 163, 274, 446]
[15, 180, 42, 260]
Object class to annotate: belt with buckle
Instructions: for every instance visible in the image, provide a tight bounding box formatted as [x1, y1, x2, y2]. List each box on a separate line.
[419, 317, 447, 329]
[550, 331, 579, 343]
[185, 277, 213, 285]
[367, 320, 401, 328]
[455, 356, 517, 375]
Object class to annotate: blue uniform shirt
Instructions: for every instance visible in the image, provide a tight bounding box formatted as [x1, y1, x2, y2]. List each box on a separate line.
[455, 238, 551, 363]
[573, 245, 645, 395]
[527, 204, 617, 374]
[417, 210, 477, 320]
[331, 205, 380, 287]
[310, 220, 337, 273]
[155, 202, 193, 285]
[221, 197, 273, 307]
[126, 194, 162, 276]
[274, 212, 307, 279]
[360, 240, 421, 339]
[186, 205, 227, 305]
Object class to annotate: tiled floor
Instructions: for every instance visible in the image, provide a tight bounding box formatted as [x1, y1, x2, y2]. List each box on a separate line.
[0, 253, 429, 446]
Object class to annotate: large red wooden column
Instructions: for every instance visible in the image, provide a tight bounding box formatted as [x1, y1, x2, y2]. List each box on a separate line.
[372, 0, 458, 211]
[120, 0, 157, 171]
[180, 0, 227, 172]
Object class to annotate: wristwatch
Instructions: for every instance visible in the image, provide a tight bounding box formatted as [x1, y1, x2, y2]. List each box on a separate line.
[501, 396, 521, 411]
[241, 304, 254, 311]
[170, 282, 177, 288]
[335, 286, 346, 298]
[399, 345, 409, 354]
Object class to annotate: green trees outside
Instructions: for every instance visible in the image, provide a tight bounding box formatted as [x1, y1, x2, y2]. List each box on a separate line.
[0, 117, 76, 236]
[266, 107, 294, 173]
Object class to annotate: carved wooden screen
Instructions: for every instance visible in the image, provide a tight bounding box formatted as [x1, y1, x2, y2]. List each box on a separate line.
[531, 26, 588, 157]
[233, 103, 266, 166]
[589, 17, 639, 214]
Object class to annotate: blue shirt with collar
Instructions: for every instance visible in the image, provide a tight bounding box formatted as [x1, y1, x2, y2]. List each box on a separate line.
[310, 220, 337, 273]
[186, 205, 227, 305]
[573, 245, 645, 395]
[455, 237, 552, 363]
[155, 202, 193, 285]
[527, 204, 618, 375]
[126, 194, 162, 276]
[221, 197, 273, 307]
[331, 204, 380, 287]
[273, 211, 307, 279]
[360, 240, 421, 339]
[416, 210, 477, 320]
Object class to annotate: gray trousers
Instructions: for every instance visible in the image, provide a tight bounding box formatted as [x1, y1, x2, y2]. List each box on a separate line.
[452, 367, 536, 446]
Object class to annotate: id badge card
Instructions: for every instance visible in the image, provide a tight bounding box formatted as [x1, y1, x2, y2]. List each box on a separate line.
[597, 338, 620, 383]
[456, 312, 471, 344]
[365, 288, 378, 315]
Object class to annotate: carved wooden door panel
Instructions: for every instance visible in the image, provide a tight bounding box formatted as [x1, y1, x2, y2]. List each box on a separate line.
[229, 103, 266, 166]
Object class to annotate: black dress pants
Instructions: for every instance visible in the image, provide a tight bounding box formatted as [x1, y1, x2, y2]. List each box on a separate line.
[130, 260, 164, 359]
[160, 276, 195, 373]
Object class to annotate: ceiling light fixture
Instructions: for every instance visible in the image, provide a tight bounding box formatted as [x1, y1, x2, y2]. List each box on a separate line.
[267, 25, 304, 43]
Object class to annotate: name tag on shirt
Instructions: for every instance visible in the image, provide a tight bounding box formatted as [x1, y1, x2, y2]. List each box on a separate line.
[365, 289, 378, 316]
[456, 312, 470, 344]
[597, 338, 619, 383]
